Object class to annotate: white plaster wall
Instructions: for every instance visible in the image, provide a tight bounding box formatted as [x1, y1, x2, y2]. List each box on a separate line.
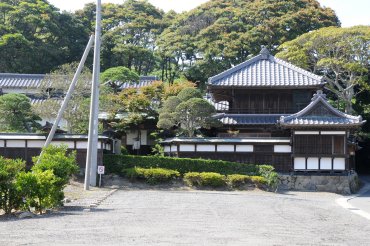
[7, 140, 25, 148]
[170, 145, 177, 152]
[141, 130, 147, 145]
[320, 158, 332, 170]
[0, 140, 4, 147]
[217, 145, 234, 152]
[50, 141, 75, 149]
[320, 131, 346, 135]
[76, 141, 88, 149]
[235, 145, 253, 152]
[197, 145, 216, 152]
[294, 157, 306, 170]
[27, 140, 45, 148]
[274, 145, 291, 153]
[164, 146, 171, 152]
[333, 158, 345, 170]
[179, 144, 195, 152]
[294, 131, 319, 135]
[307, 157, 319, 170]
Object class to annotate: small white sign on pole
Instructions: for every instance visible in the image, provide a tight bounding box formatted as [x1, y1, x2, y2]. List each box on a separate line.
[97, 165, 105, 174]
[97, 165, 105, 187]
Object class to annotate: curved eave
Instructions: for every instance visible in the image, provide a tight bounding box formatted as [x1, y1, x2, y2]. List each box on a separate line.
[279, 121, 366, 129]
[207, 84, 325, 90]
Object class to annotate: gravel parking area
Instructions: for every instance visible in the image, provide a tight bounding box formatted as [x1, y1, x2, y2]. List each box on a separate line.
[1, 188, 370, 245]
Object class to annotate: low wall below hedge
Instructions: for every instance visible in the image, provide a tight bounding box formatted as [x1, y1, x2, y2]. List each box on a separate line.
[103, 154, 264, 176]
[279, 172, 360, 195]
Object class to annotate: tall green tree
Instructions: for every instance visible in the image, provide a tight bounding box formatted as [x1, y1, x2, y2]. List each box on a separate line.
[0, 93, 41, 132]
[156, 0, 339, 84]
[0, 0, 89, 73]
[276, 26, 370, 114]
[76, 0, 173, 74]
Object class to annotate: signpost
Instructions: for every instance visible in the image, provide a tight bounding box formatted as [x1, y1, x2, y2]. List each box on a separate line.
[97, 165, 105, 187]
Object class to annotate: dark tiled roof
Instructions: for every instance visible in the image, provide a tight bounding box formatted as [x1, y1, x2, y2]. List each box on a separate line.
[280, 91, 365, 127]
[0, 73, 158, 90]
[208, 48, 324, 88]
[215, 114, 287, 125]
[0, 73, 45, 89]
[162, 137, 290, 144]
[118, 76, 158, 90]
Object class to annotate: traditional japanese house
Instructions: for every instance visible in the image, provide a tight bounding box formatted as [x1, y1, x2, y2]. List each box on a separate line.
[163, 48, 365, 173]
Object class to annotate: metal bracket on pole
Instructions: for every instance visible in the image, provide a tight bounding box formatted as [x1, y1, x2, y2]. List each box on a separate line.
[39, 35, 94, 161]
[85, 0, 102, 190]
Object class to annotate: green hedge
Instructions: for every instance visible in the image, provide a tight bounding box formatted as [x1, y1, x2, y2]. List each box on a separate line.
[124, 167, 180, 185]
[104, 154, 262, 176]
[184, 172, 226, 187]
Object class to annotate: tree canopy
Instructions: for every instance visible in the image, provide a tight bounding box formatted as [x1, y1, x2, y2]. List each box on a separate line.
[156, 0, 339, 83]
[276, 25, 370, 114]
[0, 93, 41, 132]
[0, 0, 89, 73]
[157, 87, 218, 137]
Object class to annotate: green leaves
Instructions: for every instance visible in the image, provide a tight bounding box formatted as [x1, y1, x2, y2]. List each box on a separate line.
[0, 93, 41, 132]
[158, 87, 217, 137]
[156, 0, 339, 84]
[0, 157, 25, 214]
[276, 25, 370, 114]
[0, 0, 89, 73]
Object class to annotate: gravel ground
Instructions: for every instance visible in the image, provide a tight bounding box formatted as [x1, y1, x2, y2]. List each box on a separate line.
[1, 188, 370, 246]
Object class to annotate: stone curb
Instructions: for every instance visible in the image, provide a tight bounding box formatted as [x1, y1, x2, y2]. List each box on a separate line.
[336, 181, 370, 221]
[88, 189, 118, 210]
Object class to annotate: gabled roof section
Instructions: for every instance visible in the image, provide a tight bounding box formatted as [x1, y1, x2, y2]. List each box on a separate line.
[0, 73, 45, 89]
[208, 48, 325, 88]
[280, 91, 365, 128]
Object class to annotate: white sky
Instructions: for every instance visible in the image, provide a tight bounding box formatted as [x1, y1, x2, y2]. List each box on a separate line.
[48, 0, 369, 27]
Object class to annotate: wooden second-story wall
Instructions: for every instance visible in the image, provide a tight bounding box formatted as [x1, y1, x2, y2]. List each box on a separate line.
[211, 88, 315, 114]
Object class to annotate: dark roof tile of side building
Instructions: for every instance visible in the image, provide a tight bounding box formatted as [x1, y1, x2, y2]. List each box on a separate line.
[0, 73, 45, 89]
[279, 90, 365, 128]
[0, 73, 158, 90]
[208, 48, 325, 88]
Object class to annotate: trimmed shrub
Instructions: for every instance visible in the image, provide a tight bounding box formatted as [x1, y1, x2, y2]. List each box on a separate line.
[16, 170, 62, 214]
[32, 145, 79, 187]
[256, 165, 279, 191]
[227, 174, 251, 188]
[0, 157, 25, 214]
[184, 172, 226, 187]
[104, 154, 258, 176]
[124, 167, 180, 185]
[250, 176, 268, 187]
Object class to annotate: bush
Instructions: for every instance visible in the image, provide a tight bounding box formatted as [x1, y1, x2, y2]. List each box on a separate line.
[184, 172, 226, 188]
[124, 167, 180, 185]
[227, 174, 251, 188]
[104, 154, 258, 176]
[32, 144, 79, 186]
[250, 176, 268, 187]
[256, 165, 279, 191]
[0, 157, 25, 214]
[16, 170, 62, 214]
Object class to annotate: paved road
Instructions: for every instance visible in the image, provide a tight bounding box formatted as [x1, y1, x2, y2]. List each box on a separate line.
[349, 176, 370, 215]
[1, 189, 370, 245]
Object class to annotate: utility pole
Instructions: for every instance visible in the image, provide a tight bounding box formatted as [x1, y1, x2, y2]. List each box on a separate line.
[42, 35, 94, 152]
[84, 0, 101, 190]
